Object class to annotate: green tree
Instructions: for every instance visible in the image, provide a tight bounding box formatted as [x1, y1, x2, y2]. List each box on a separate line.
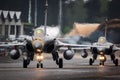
[99, 0, 109, 21]
[47, 0, 59, 25]
[108, 0, 120, 19]
[84, 0, 101, 23]
[62, 0, 87, 33]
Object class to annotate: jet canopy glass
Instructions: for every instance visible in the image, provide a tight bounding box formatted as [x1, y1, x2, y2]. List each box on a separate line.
[34, 28, 44, 39]
[98, 37, 106, 44]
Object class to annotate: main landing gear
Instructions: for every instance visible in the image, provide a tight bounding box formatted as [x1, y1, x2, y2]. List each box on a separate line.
[111, 54, 118, 66]
[52, 51, 63, 68]
[89, 54, 97, 65]
[23, 51, 33, 68]
[113, 59, 118, 66]
[57, 58, 63, 68]
[23, 57, 30, 68]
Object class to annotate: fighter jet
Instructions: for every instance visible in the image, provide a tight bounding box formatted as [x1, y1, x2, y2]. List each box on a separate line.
[22, 28, 59, 68]
[52, 36, 120, 68]
[1, 28, 119, 68]
[0, 0, 60, 68]
[0, 27, 57, 68]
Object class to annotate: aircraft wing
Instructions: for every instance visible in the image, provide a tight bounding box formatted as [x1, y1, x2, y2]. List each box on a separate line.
[55, 39, 110, 50]
[113, 45, 120, 50]
[0, 42, 25, 48]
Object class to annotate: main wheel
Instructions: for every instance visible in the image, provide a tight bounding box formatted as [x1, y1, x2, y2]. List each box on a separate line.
[37, 63, 43, 68]
[100, 62, 104, 66]
[27, 57, 30, 65]
[40, 63, 43, 68]
[89, 58, 93, 65]
[114, 59, 118, 66]
[59, 58, 63, 68]
[23, 58, 28, 68]
[52, 51, 59, 61]
[37, 63, 39, 68]
[56, 59, 59, 65]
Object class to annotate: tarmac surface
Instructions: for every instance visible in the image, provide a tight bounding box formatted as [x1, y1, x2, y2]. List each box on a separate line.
[0, 53, 120, 80]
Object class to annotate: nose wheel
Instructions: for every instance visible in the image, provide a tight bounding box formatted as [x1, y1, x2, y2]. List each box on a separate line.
[37, 62, 43, 68]
[52, 51, 63, 68]
[99, 62, 104, 66]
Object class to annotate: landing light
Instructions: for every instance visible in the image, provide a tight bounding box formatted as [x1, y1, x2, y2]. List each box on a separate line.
[99, 56, 106, 62]
[36, 49, 42, 53]
[36, 55, 44, 62]
[100, 52, 104, 55]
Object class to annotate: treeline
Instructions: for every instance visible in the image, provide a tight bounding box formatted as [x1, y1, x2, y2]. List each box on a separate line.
[62, 0, 120, 33]
[0, 0, 120, 33]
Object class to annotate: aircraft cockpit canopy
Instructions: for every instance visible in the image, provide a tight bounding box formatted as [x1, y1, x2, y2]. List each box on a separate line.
[98, 36, 106, 44]
[34, 28, 44, 39]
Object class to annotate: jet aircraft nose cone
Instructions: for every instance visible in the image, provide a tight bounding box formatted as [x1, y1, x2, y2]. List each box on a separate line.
[33, 41, 42, 49]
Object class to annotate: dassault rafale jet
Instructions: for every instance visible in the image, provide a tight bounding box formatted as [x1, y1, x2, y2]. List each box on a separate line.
[21, 28, 58, 68]
[0, 28, 120, 68]
[0, 28, 57, 68]
[52, 36, 120, 68]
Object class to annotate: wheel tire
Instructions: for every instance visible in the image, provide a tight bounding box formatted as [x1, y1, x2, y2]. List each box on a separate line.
[89, 58, 93, 65]
[41, 63, 43, 68]
[52, 52, 59, 61]
[23, 58, 28, 68]
[102, 62, 104, 66]
[115, 59, 118, 66]
[56, 59, 59, 65]
[59, 58, 63, 68]
[100, 62, 104, 66]
[27, 58, 30, 65]
[37, 63, 39, 68]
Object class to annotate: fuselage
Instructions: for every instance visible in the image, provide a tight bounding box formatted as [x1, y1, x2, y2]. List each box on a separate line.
[31, 28, 56, 54]
[92, 36, 114, 55]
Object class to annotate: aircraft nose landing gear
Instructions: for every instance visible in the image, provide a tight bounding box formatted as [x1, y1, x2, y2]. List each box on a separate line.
[36, 54, 44, 68]
[37, 63, 43, 68]
[99, 55, 106, 66]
